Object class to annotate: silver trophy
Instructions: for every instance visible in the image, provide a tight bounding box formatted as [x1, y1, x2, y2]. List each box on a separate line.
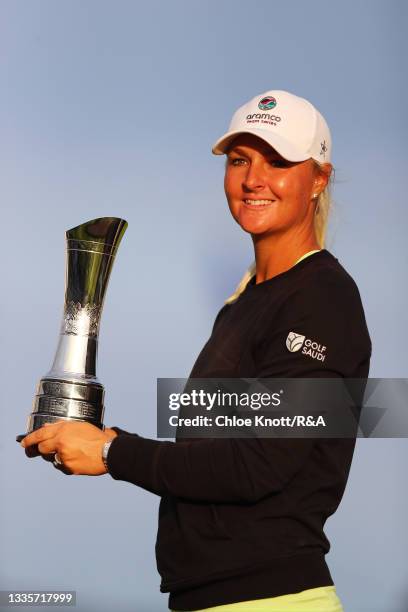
[16, 217, 128, 442]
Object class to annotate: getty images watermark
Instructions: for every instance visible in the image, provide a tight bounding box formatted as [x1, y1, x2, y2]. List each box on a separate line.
[167, 387, 325, 429]
[156, 378, 408, 438]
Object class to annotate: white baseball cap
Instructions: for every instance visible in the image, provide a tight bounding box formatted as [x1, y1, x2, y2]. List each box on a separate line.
[211, 89, 331, 163]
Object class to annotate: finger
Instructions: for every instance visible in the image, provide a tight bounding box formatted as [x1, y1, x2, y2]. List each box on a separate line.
[42, 452, 57, 463]
[24, 446, 56, 462]
[37, 439, 58, 455]
[21, 425, 55, 454]
[24, 444, 42, 458]
[21, 423, 62, 448]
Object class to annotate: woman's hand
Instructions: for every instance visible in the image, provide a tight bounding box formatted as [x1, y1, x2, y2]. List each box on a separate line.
[20, 421, 118, 476]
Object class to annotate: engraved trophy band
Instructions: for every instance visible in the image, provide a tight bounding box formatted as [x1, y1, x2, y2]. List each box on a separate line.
[16, 217, 128, 442]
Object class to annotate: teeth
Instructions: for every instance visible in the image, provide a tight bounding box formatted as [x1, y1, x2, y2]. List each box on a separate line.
[244, 199, 274, 206]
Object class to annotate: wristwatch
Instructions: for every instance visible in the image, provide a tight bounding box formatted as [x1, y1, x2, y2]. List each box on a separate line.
[102, 440, 113, 471]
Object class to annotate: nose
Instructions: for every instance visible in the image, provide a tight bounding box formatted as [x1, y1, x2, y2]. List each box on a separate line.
[242, 160, 266, 191]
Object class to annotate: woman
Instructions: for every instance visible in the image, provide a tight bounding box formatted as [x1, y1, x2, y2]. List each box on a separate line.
[21, 90, 372, 611]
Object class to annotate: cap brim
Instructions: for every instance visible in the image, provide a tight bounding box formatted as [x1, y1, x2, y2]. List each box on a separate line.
[211, 128, 310, 162]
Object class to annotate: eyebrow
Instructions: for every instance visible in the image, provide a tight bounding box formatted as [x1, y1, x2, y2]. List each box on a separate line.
[227, 147, 251, 155]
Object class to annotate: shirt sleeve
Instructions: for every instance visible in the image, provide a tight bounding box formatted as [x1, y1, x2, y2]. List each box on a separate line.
[107, 272, 371, 503]
[254, 270, 371, 378]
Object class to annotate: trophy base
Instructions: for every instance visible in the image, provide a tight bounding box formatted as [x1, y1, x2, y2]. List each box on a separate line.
[17, 377, 105, 443]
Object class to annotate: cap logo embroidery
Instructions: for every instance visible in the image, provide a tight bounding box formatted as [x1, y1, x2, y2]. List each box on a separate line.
[258, 96, 277, 111]
[320, 140, 328, 157]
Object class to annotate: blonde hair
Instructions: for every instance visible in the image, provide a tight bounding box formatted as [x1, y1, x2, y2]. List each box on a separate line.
[224, 159, 335, 305]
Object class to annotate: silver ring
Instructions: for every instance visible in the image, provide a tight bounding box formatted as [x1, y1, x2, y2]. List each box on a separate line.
[53, 452, 63, 467]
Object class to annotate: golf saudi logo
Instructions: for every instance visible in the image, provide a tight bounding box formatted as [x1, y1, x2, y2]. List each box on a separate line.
[286, 332, 327, 362]
[286, 332, 305, 352]
[258, 96, 277, 110]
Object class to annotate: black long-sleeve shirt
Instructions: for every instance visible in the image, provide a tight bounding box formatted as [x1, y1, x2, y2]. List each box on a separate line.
[107, 249, 372, 611]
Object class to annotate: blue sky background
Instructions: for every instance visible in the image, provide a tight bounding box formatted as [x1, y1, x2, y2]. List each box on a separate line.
[1, 1, 407, 611]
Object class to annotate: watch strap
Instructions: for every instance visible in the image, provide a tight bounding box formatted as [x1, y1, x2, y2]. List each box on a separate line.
[102, 440, 113, 471]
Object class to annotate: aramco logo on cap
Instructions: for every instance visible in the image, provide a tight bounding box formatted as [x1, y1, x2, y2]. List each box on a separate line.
[258, 96, 277, 111]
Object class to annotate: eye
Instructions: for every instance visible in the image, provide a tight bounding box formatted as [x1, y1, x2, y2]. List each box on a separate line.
[228, 157, 247, 166]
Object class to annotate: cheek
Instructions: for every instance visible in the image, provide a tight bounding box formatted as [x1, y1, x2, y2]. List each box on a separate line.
[273, 174, 299, 199]
[224, 171, 237, 197]
[276, 172, 312, 208]
[224, 172, 241, 210]
[226, 194, 239, 221]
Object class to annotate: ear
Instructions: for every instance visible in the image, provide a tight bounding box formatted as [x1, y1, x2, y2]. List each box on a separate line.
[312, 162, 332, 197]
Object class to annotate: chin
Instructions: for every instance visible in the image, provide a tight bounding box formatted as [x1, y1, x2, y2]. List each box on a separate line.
[247, 227, 277, 237]
[237, 214, 279, 235]
[234, 205, 279, 229]
[236, 221, 273, 236]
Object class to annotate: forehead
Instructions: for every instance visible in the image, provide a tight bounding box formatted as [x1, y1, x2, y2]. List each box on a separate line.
[226, 133, 283, 157]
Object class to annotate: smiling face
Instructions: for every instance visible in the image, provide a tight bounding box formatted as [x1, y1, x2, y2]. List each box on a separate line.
[224, 133, 331, 240]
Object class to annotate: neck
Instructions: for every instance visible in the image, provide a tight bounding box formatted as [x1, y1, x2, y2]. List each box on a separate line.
[251, 230, 320, 284]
